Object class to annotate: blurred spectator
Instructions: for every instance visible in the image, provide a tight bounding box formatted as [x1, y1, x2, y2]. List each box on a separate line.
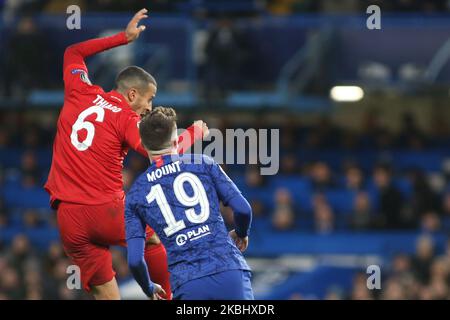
[22, 126, 42, 149]
[43, 241, 65, 274]
[7, 234, 33, 273]
[349, 192, 373, 231]
[250, 200, 266, 218]
[360, 110, 391, 149]
[3, 16, 52, 97]
[441, 191, 450, 229]
[390, 254, 415, 283]
[0, 198, 8, 227]
[324, 286, 344, 300]
[420, 211, 441, 233]
[0, 267, 22, 299]
[411, 235, 435, 284]
[272, 206, 295, 231]
[0, 128, 11, 147]
[372, 164, 406, 229]
[44, 0, 86, 14]
[310, 161, 336, 191]
[429, 257, 449, 287]
[272, 188, 295, 231]
[398, 113, 426, 150]
[381, 278, 407, 300]
[312, 194, 334, 234]
[204, 18, 249, 102]
[265, 0, 322, 14]
[245, 165, 266, 188]
[279, 154, 299, 175]
[22, 209, 44, 228]
[344, 164, 365, 191]
[20, 151, 41, 188]
[404, 169, 440, 226]
[350, 272, 373, 300]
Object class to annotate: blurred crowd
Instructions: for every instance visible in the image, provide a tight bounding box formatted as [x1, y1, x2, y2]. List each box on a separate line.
[0, 110, 449, 232]
[0, 234, 130, 299]
[318, 236, 450, 300]
[0, 0, 448, 16]
[1, 0, 450, 302]
[0, 107, 449, 299]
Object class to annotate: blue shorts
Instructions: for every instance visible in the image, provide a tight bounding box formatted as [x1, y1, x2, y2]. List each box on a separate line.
[173, 269, 254, 300]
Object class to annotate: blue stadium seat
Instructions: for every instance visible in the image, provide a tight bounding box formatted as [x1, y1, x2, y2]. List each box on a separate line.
[324, 190, 356, 215]
[3, 185, 49, 209]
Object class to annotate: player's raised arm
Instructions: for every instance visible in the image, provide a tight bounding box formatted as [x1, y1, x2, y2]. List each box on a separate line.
[63, 9, 148, 88]
[177, 120, 209, 155]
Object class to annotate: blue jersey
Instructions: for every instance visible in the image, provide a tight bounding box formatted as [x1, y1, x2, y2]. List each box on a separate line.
[125, 154, 251, 291]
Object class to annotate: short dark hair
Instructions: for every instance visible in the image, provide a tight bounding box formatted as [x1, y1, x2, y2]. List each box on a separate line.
[139, 107, 177, 152]
[115, 66, 157, 93]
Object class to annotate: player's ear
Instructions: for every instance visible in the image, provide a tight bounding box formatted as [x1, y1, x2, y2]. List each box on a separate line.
[128, 88, 137, 102]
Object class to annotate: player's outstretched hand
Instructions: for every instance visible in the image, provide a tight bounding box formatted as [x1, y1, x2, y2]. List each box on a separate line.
[193, 120, 209, 139]
[126, 8, 148, 43]
[229, 230, 249, 252]
[149, 283, 167, 300]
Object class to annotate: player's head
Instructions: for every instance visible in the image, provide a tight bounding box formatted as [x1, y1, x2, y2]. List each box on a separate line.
[115, 66, 157, 117]
[139, 106, 178, 156]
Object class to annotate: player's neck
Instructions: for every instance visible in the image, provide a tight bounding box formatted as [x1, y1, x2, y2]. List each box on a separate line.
[148, 147, 178, 161]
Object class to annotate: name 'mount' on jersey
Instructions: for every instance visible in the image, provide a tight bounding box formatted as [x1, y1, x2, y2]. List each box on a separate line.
[125, 153, 251, 291]
[146, 161, 181, 182]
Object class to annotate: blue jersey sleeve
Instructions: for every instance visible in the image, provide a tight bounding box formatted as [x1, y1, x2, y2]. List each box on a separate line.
[208, 158, 253, 238]
[125, 199, 146, 241]
[125, 196, 154, 297]
[127, 237, 155, 297]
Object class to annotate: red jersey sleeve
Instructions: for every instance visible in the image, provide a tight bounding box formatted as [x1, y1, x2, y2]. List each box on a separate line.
[63, 32, 128, 93]
[177, 125, 204, 155]
[119, 111, 148, 157]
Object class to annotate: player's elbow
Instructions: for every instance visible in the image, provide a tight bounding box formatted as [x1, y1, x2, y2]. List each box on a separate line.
[127, 250, 144, 270]
[234, 197, 252, 218]
[64, 45, 76, 58]
[128, 256, 144, 270]
[63, 45, 81, 66]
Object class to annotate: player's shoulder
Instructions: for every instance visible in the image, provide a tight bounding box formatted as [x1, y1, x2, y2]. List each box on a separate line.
[65, 66, 103, 93]
[178, 154, 216, 166]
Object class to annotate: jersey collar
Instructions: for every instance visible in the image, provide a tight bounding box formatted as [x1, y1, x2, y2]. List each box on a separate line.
[150, 154, 179, 168]
[108, 90, 132, 110]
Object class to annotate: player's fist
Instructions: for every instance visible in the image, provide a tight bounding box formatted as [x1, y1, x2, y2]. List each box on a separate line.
[149, 283, 166, 300]
[125, 9, 148, 43]
[229, 230, 249, 252]
[193, 120, 209, 139]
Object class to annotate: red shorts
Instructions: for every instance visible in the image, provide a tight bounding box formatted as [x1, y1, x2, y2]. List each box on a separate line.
[56, 197, 155, 292]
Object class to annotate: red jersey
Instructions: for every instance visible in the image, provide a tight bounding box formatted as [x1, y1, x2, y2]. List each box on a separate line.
[45, 32, 201, 206]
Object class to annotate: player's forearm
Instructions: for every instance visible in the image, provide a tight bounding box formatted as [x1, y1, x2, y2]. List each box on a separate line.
[127, 237, 155, 297]
[63, 32, 129, 70]
[177, 125, 204, 155]
[229, 196, 253, 238]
